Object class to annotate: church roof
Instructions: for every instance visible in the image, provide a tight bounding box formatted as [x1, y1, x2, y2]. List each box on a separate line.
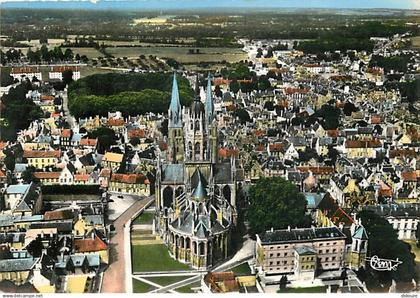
[162, 164, 184, 183]
[352, 225, 368, 240]
[191, 169, 208, 200]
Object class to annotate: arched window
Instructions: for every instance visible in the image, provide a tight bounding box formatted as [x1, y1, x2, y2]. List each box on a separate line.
[195, 142, 201, 160]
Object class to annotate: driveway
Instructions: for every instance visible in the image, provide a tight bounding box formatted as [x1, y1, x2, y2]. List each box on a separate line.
[101, 195, 155, 293]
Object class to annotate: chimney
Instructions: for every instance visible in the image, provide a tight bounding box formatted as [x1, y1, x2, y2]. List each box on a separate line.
[287, 226, 291, 232]
[271, 227, 274, 233]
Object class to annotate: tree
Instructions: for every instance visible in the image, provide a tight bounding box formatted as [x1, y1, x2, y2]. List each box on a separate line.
[62, 70, 74, 86]
[264, 101, 274, 111]
[343, 102, 358, 116]
[279, 275, 288, 290]
[214, 85, 223, 98]
[130, 137, 141, 146]
[88, 127, 116, 154]
[358, 210, 417, 287]
[4, 153, 15, 172]
[229, 79, 240, 94]
[247, 177, 312, 236]
[234, 108, 251, 124]
[21, 166, 38, 184]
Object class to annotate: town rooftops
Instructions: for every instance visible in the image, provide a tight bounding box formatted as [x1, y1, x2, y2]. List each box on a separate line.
[5, 184, 31, 195]
[80, 138, 98, 147]
[51, 66, 79, 72]
[110, 173, 149, 184]
[0, 257, 39, 272]
[345, 139, 381, 148]
[23, 150, 61, 158]
[34, 172, 61, 179]
[11, 67, 40, 74]
[258, 226, 346, 245]
[74, 235, 108, 253]
[102, 152, 123, 163]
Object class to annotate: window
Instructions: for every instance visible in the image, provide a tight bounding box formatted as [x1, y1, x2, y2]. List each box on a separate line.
[277, 253, 280, 257]
[269, 261, 273, 265]
[277, 261, 280, 265]
[332, 256, 336, 261]
[319, 250, 323, 254]
[333, 249, 336, 253]
[320, 243, 323, 246]
[283, 261, 287, 265]
[270, 253, 273, 257]
[326, 257, 329, 261]
[284, 252, 288, 256]
[332, 263, 336, 266]
[326, 249, 330, 253]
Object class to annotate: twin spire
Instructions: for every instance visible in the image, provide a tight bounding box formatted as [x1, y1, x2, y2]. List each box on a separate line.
[169, 73, 182, 128]
[169, 72, 214, 128]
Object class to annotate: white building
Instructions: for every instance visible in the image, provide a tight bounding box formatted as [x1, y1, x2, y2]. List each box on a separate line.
[10, 67, 42, 82]
[49, 66, 81, 81]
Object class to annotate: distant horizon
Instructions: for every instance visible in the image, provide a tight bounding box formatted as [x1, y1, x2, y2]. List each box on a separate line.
[1, 0, 419, 11]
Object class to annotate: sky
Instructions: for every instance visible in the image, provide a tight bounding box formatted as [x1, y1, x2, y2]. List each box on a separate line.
[0, 0, 419, 10]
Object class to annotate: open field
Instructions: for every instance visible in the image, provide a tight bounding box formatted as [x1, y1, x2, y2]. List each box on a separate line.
[106, 46, 247, 63]
[231, 262, 252, 275]
[132, 278, 156, 293]
[278, 286, 327, 293]
[175, 281, 201, 293]
[131, 243, 190, 272]
[146, 275, 188, 286]
[62, 47, 102, 59]
[133, 211, 154, 225]
[411, 36, 420, 49]
[43, 194, 98, 201]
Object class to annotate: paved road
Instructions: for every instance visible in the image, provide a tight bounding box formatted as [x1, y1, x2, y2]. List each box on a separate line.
[61, 89, 76, 129]
[101, 195, 155, 293]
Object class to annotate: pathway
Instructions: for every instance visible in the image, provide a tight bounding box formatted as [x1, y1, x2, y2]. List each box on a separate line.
[101, 195, 154, 293]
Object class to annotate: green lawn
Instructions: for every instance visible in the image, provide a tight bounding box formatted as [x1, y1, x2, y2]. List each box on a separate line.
[132, 244, 190, 272]
[132, 278, 156, 293]
[43, 194, 98, 201]
[231, 262, 251, 275]
[175, 281, 201, 293]
[146, 275, 189, 286]
[133, 212, 154, 225]
[278, 286, 327, 293]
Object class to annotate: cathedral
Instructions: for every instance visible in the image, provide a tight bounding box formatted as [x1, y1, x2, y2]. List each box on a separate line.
[155, 73, 243, 269]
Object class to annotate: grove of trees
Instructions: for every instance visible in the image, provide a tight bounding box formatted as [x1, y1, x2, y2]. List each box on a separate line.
[247, 177, 312, 236]
[68, 73, 194, 118]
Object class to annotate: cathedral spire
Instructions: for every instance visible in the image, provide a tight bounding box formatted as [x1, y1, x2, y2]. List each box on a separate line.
[205, 73, 214, 124]
[169, 72, 182, 128]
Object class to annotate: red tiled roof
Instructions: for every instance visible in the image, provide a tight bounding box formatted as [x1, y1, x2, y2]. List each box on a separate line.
[0, 142, 7, 150]
[297, 166, 334, 175]
[110, 173, 149, 184]
[40, 95, 54, 101]
[327, 129, 339, 138]
[108, 118, 125, 126]
[371, 115, 382, 124]
[268, 143, 284, 152]
[74, 235, 108, 253]
[51, 66, 78, 72]
[11, 67, 39, 74]
[99, 168, 111, 178]
[23, 150, 61, 158]
[80, 138, 97, 147]
[345, 139, 381, 148]
[61, 129, 72, 138]
[401, 171, 417, 182]
[74, 174, 90, 182]
[389, 149, 417, 158]
[255, 129, 266, 137]
[128, 129, 146, 139]
[159, 141, 168, 151]
[219, 148, 239, 158]
[0, 170, 6, 178]
[44, 209, 74, 221]
[34, 172, 60, 179]
[284, 87, 310, 95]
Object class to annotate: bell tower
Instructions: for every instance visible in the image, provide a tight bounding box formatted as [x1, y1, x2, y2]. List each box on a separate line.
[168, 73, 184, 163]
